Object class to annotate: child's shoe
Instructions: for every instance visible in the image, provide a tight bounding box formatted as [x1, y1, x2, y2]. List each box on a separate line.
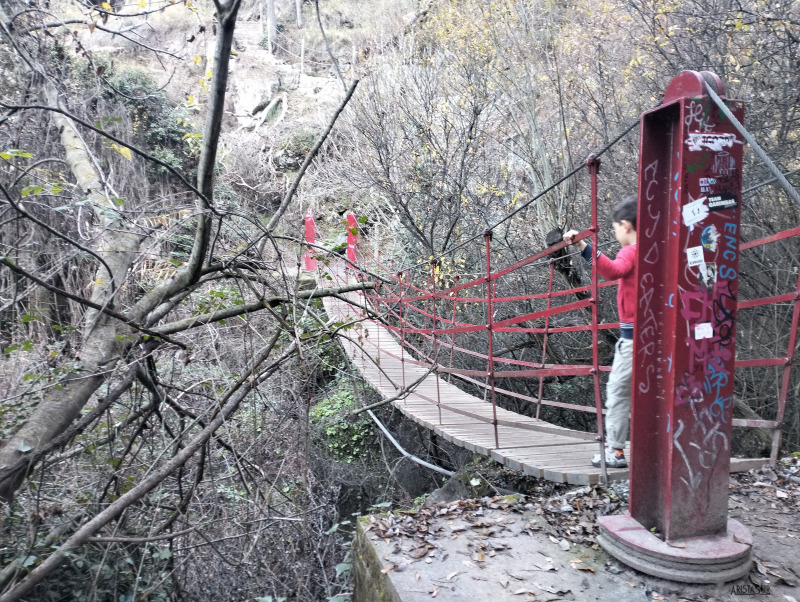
[591, 448, 627, 468]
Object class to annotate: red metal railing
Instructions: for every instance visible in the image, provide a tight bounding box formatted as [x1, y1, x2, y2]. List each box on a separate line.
[319, 178, 799, 468]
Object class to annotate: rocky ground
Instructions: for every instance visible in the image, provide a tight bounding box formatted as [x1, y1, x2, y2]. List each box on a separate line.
[358, 457, 800, 601]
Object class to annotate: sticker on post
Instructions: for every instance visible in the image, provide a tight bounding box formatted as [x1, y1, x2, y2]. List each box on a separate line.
[694, 322, 714, 340]
[701, 224, 720, 251]
[686, 246, 705, 267]
[682, 197, 708, 230]
[699, 177, 716, 193]
[707, 193, 738, 212]
[697, 260, 709, 283]
[700, 262, 717, 289]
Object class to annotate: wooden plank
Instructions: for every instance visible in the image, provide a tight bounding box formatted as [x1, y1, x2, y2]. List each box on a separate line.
[489, 444, 591, 466]
[493, 439, 595, 452]
[532, 444, 631, 464]
[440, 432, 568, 450]
[496, 444, 600, 460]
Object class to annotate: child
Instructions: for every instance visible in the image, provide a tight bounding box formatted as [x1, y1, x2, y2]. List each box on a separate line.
[563, 195, 637, 468]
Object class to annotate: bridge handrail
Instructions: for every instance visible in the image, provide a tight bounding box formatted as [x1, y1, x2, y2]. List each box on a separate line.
[317, 129, 800, 466]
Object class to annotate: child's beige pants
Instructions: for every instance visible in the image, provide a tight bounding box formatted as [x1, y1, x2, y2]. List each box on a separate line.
[605, 338, 633, 450]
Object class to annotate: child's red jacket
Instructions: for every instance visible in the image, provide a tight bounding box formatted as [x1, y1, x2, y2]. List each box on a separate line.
[582, 243, 637, 330]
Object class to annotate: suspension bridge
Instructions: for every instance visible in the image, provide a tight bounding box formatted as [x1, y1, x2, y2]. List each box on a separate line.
[321, 272, 776, 485]
[309, 89, 798, 487]
[315, 69, 800, 582]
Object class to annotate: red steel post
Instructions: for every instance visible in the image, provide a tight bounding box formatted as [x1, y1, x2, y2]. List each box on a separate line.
[598, 70, 751, 583]
[485, 230, 499, 449]
[424, 270, 431, 333]
[431, 260, 443, 424]
[400, 271, 407, 398]
[587, 155, 607, 481]
[448, 276, 459, 383]
[772, 267, 800, 464]
[304, 211, 316, 271]
[346, 212, 358, 264]
[375, 280, 382, 386]
[536, 262, 555, 420]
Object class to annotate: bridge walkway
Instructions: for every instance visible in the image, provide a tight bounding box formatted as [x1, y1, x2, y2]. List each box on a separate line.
[322, 290, 763, 485]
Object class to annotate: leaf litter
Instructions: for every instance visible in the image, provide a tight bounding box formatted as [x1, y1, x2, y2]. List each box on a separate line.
[366, 457, 800, 600]
[367, 488, 622, 599]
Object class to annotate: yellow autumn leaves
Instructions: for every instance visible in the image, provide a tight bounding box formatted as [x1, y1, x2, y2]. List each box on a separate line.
[111, 144, 132, 160]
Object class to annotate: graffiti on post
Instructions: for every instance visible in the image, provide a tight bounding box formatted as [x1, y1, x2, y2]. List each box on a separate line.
[637, 159, 663, 395]
[673, 206, 738, 492]
[684, 99, 715, 133]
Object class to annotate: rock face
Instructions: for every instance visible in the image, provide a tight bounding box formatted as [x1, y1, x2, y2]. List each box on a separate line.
[234, 76, 279, 116]
[272, 146, 306, 171]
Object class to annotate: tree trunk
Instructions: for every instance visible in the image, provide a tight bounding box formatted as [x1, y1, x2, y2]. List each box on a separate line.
[0, 86, 141, 502]
[0, 0, 244, 503]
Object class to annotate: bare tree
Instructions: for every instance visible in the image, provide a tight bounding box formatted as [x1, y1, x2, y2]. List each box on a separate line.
[0, 0, 368, 597]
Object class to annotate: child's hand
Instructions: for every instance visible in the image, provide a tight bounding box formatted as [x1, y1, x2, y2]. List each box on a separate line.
[563, 229, 587, 250]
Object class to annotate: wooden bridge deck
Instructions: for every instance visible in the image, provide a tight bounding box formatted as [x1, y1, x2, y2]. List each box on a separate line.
[323, 291, 766, 485]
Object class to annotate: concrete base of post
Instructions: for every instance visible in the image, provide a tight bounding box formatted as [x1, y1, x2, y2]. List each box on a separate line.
[597, 514, 752, 584]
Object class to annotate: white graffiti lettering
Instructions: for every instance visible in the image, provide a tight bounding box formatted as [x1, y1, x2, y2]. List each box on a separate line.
[686, 133, 739, 152]
[684, 100, 716, 133]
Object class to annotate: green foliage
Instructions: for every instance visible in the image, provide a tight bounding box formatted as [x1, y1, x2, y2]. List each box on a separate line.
[192, 286, 244, 316]
[146, 106, 195, 149]
[150, 147, 183, 173]
[317, 337, 348, 376]
[310, 390, 372, 463]
[105, 66, 199, 171]
[283, 127, 316, 154]
[0, 397, 32, 440]
[108, 67, 159, 102]
[412, 493, 430, 508]
[0, 521, 172, 602]
[0, 149, 33, 160]
[2, 339, 34, 354]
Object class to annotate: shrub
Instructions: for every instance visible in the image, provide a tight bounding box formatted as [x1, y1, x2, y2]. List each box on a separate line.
[310, 390, 372, 463]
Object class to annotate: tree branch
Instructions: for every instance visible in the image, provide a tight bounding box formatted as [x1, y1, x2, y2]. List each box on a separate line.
[87, 526, 196, 544]
[0, 367, 138, 491]
[0, 257, 186, 348]
[0, 332, 292, 602]
[314, 0, 347, 91]
[151, 281, 374, 335]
